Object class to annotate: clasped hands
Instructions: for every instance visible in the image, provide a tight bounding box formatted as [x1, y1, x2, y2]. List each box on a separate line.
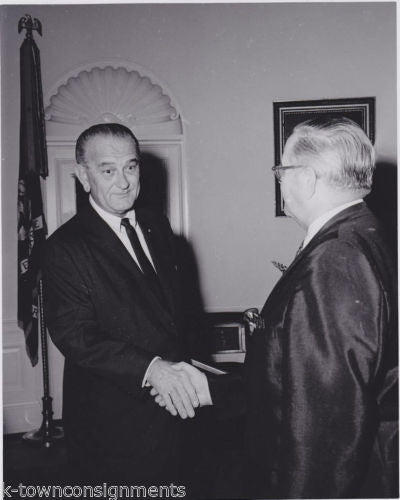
[147, 359, 212, 419]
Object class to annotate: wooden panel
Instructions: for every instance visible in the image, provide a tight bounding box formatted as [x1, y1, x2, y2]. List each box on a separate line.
[2, 320, 42, 433]
[3, 346, 24, 392]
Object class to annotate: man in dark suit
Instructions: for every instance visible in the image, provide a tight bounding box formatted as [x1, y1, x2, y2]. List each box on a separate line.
[155, 118, 398, 498]
[43, 123, 199, 485]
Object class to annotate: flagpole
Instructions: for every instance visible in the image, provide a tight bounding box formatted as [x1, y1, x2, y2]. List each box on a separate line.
[22, 280, 64, 447]
[18, 14, 64, 448]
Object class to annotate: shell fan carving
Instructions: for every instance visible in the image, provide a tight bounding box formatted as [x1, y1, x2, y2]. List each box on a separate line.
[45, 66, 180, 126]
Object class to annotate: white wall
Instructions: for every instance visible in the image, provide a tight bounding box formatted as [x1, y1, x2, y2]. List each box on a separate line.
[1, 3, 396, 428]
[2, 3, 397, 316]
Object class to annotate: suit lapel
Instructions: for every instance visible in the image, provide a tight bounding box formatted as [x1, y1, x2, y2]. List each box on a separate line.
[291, 203, 367, 271]
[78, 205, 175, 323]
[266, 203, 368, 307]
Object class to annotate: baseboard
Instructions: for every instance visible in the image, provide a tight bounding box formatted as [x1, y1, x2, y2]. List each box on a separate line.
[3, 401, 42, 434]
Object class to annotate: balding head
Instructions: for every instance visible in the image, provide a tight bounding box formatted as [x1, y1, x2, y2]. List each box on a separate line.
[76, 123, 140, 166]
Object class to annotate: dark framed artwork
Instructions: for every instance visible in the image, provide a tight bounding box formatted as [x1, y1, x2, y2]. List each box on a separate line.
[273, 97, 376, 216]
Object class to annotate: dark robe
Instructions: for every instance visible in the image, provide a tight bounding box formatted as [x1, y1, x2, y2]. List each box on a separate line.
[212, 203, 398, 498]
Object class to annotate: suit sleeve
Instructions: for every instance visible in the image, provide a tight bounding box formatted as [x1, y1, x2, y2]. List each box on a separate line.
[279, 240, 388, 498]
[43, 236, 154, 396]
[209, 372, 246, 419]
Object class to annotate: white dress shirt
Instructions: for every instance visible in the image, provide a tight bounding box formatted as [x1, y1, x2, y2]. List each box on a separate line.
[302, 199, 363, 249]
[89, 196, 160, 386]
[89, 196, 156, 272]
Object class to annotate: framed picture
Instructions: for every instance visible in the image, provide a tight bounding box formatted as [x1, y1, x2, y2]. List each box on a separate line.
[207, 312, 246, 363]
[273, 97, 376, 216]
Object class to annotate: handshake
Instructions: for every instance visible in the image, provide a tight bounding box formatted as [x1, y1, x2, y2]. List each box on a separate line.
[147, 359, 213, 419]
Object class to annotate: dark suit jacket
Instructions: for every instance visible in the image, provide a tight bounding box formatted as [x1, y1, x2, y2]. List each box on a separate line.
[43, 205, 188, 483]
[212, 203, 398, 498]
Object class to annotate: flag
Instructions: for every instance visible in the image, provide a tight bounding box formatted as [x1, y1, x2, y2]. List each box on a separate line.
[17, 28, 48, 366]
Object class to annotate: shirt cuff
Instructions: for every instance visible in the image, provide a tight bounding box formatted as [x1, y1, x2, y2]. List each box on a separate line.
[142, 356, 161, 388]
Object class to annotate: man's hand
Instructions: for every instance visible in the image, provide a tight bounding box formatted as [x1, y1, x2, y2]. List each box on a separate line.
[173, 362, 213, 406]
[150, 362, 212, 416]
[147, 359, 199, 419]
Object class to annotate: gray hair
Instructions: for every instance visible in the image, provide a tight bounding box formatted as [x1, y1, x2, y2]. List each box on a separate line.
[75, 123, 140, 165]
[284, 117, 375, 191]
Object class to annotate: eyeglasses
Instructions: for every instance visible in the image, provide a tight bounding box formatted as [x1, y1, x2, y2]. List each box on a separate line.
[272, 165, 307, 183]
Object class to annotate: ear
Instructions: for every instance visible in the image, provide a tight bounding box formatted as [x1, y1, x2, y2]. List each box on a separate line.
[301, 166, 317, 200]
[74, 164, 91, 193]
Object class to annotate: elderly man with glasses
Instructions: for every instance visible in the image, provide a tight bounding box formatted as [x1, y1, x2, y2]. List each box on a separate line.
[154, 117, 398, 499]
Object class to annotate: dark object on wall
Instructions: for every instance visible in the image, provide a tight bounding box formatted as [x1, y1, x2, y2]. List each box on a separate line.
[273, 97, 376, 216]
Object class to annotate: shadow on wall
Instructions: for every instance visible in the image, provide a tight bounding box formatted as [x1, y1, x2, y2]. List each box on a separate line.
[136, 152, 168, 215]
[365, 161, 397, 258]
[137, 152, 211, 361]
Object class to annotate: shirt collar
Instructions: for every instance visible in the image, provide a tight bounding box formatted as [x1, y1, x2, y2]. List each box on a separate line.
[89, 196, 137, 233]
[303, 199, 363, 248]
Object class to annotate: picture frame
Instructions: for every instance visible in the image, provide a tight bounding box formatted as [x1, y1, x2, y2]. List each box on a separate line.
[207, 312, 246, 363]
[273, 97, 376, 216]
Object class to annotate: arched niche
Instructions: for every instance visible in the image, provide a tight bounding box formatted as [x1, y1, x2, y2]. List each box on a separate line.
[44, 60, 183, 137]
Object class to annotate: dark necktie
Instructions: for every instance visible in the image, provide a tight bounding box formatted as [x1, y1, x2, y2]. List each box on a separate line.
[121, 218, 158, 280]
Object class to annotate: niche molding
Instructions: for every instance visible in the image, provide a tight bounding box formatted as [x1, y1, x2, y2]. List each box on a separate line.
[44, 60, 183, 137]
